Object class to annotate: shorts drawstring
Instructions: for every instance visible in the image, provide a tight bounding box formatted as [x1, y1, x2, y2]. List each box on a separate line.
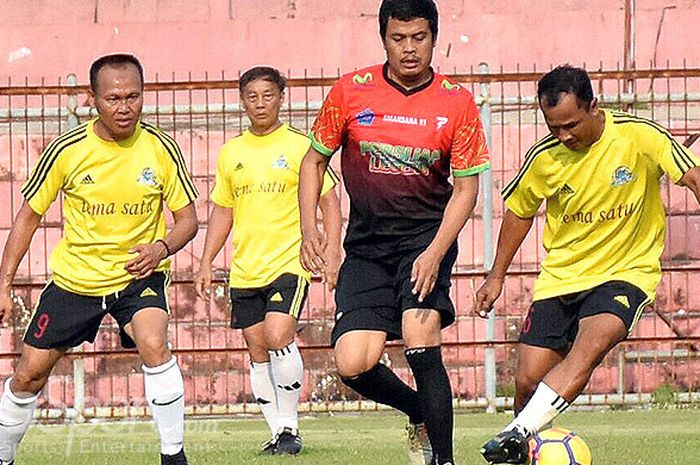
[101, 296, 107, 310]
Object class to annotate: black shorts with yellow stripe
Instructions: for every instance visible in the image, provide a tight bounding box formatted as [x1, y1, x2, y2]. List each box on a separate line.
[24, 272, 170, 350]
[229, 273, 308, 330]
[519, 280, 651, 350]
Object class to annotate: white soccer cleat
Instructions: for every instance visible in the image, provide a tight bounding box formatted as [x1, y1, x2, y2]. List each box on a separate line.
[406, 422, 432, 465]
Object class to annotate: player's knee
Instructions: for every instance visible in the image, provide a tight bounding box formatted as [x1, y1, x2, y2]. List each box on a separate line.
[264, 330, 294, 350]
[514, 370, 539, 396]
[136, 335, 170, 365]
[11, 371, 47, 395]
[335, 355, 373, 379]
[248, 344, 269, 362]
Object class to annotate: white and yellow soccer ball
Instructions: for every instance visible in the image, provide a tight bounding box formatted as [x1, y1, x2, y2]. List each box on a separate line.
[528, 428, 592, 465]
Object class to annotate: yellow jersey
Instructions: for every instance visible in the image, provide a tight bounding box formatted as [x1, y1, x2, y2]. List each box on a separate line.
[21, 119, 198, 296]
[503, 110, 699, 301]
[211, 124, 338, 288]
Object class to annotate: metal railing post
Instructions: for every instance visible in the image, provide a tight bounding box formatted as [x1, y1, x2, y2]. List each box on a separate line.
[66, 73, 85, 423]
[479, 63, 497, 413]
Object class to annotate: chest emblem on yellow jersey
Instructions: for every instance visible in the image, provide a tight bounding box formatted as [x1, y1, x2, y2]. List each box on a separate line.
[137, 167, 159, 187]
[557, 183, 575, 198]
[80, 174, 95, 185]
[612, 166, 636, 186]
[272, 155, 289, 169]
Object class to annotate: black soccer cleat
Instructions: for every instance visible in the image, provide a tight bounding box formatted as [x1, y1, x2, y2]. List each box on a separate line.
[161, 447, 188, 465]
[480, 428, 529, 464]
[273, 427, 302, 455]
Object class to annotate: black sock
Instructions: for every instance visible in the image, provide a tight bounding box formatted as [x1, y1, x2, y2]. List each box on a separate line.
[341, 363, 423, 424]
[405, 346, 454, 465]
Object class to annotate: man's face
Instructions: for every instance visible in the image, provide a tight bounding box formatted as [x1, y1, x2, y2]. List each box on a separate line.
[89, 63, 143, 142]
[540, 92, 603, 152]
[240, 78, 284, 131]
[383, 17, 434, 84]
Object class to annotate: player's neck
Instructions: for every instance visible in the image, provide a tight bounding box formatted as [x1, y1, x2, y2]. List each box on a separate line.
[249, 120, 283, 137]
[386, 66, 433, 92]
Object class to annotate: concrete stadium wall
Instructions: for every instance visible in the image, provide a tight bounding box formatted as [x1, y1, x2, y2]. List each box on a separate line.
[2, 0, 700, 83]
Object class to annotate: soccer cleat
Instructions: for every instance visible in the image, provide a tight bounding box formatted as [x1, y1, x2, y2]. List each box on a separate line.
[406, 423, 433, 465]
[260, 437, 277, 455]
[161, 447, 188, 465]
[273, 427, 302, 455]
[480, 428, 529, 464]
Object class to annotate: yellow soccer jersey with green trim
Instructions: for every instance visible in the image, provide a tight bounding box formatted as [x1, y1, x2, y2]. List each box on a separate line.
[502, 110, 699, 301]
[21, 119, 198, 296]
[211, 124, 338, 289]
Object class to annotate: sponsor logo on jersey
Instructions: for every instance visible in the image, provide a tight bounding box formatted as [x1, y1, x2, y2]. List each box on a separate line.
[80, 174, 95, 184]
[356, 108, 376, 126]
[440, 79, 461, 94]
[382, 114, 427, 126]
[137, 167, 159, 187]
[612, 166, 636, 186]
[235, 162, 244, 171]
[436, 116, 449, 130]
[359, 140, 440, 176]
[272, 155, 289, 169]
[558, 183, 575, 198]
[352, 72, 373, 85]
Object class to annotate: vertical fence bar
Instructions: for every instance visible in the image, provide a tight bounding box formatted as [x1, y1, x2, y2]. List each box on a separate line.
[66, 73, 85, 423]
[479, 63, 497, 413]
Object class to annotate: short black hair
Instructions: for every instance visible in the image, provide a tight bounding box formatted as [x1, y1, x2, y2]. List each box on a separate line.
[379, 0, 438, 42]
[89, 54, 144, 91]
[537, 65, 594, 108]
[239, 66, 286, 93]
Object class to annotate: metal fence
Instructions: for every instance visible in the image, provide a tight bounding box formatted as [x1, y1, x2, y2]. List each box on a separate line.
[0, 63, 699, 421]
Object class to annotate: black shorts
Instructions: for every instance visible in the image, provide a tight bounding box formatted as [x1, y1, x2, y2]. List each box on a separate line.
[331, 242, 458, 345]
[229, 273, 309, 330]
[24, 272, 170, 350]
[519, 280, 651, 350]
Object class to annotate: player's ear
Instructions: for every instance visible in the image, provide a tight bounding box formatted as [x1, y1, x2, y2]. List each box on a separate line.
[589, 97, 599, 114]
[87, 88, 96, 108]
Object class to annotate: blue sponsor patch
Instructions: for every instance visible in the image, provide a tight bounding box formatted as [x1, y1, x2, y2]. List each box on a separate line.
[612, 166, 636, 186]
[356, 108, 375, 126]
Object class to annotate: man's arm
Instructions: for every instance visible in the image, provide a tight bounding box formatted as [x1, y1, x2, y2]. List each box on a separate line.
[0, 202, 42, 322]
[411, 175, 479, 302]
[473, 209, 534, 317]
[125, 202, 198, 279]
[194, 204, 233, 299]
[679, 166, 700, 204]
[299, 147, 331, 274]
[318, 186, 342, 290]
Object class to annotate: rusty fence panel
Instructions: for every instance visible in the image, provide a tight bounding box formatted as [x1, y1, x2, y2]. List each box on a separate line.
[0, 64, 698, 421]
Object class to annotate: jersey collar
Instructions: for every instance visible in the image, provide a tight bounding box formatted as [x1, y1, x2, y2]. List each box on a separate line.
[382, 62, 434, 96]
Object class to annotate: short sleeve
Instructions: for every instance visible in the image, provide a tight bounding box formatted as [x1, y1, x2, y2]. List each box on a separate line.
[309, 81, 347, 157]
[502, 155, 547, 218]
[645, 125, 700, 184]
[450, 91, 490, 177]
[21, 137, 69, 215]
[159, 133, 198, 211]
[211, 148, 235, 208]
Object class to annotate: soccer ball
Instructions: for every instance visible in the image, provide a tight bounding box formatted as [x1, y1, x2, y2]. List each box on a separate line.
[528, 428, 592, 465]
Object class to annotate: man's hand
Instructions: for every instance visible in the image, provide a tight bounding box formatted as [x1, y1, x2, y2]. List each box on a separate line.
[194, 262, 213, 299]
[474, 274, 505, 318]
[300, 226, 327, 275]
[125, 242, 168, 279]
[411, 247, 443, 303]
[0, 287, 13, 324]
[322, 246, 341, 291]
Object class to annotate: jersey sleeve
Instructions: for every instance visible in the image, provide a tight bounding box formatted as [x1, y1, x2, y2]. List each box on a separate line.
[450, 91, 490, 177]
[20, 139, 68, 215]
[159, 133, 199, 211]
[309, 80, 347, 157]
[210, 147, 235, 208]
[502, 154, 546, 218]
[644, 125, 700, 183]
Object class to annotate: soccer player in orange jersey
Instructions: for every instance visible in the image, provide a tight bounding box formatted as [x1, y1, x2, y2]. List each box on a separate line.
[299, 2, 489, 464]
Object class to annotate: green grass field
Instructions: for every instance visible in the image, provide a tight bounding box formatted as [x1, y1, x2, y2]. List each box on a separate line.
[16, 408, 699, 464]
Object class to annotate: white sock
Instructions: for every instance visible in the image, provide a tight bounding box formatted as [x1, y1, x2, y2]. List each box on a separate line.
[250, 361, 280, 437]
[269, 342, 304, 432]
[143, 356, 185, 455]
[503, 382, 569, 437]
[0, 378, 39, 462]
